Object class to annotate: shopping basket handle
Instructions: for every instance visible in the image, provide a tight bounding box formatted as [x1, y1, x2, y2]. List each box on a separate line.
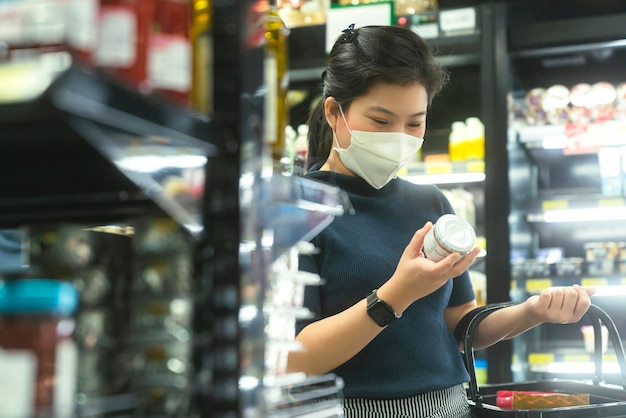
[460, 303, 626, 406]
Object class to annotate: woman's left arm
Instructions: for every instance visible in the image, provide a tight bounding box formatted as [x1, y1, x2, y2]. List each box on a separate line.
[445, 285, 596, 350]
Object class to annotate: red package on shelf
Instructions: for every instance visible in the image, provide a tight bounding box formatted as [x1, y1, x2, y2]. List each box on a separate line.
[496, 390, 590, 409]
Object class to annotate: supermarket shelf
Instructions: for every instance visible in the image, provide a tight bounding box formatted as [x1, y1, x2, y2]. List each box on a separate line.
[0, 55, 214, 234]
[512, 277, 626, 295]
[515, 121, 626, 152]
[402, 160, 485, 185]
[509, 13, 626, 54]
[520, 197, 626, 223]
[240, 171, 352, 263]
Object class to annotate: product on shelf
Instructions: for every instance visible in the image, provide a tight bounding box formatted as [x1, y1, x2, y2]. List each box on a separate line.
[516, 81, 626, 127]
[542, 84, 570, 125]
[618, 242, 626, 274]
[265, 0, 290, 167]
[277, 0, 327, 28]
[584, 241, 619, 276]
[448, 118, 484, 162]
[598, 147, 623, 197]
[394, 0, 438, 16]
[465, 117, 485, 160]
[148, 0, 192, 106]
[190, 0, 213, 114]
[449, 120, 467, 161]
[94, 0, 155, 89]
[0, 0, 68, 59]
[590, 81, 617, 122]
[0, 279, 79, 418]
[554, 257, 583, 277]
[128, 217, 195, 416]
[569, 82, 593, 123]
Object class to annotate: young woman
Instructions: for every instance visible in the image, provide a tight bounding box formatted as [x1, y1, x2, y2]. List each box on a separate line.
[287, 25, 595, 418]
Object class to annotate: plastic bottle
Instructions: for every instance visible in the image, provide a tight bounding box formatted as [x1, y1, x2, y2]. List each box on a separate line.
[190, 0, 213, 115]
[448, 121, 466, 162]
[465, 117, 485, 160]
[264, 0, 290, 166]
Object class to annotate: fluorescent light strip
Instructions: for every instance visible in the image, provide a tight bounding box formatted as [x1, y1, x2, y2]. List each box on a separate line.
[593, 286, 626, 297]
[542, 207, 626, 223]
[403, 172, 485, 185]
[544, 362, 622, 375]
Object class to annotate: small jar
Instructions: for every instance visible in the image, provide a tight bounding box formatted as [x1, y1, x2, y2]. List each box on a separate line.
[0, 279, 79, 418]
[423, 214, 476, 262]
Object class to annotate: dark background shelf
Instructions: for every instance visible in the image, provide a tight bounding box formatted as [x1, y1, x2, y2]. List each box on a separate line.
[0, 64, 212, 228]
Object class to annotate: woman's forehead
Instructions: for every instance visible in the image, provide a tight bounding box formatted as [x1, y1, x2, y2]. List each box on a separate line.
[352, 82, 429, 114]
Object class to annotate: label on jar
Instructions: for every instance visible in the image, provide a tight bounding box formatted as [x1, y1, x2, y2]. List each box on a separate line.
[148, 33, 191, 92]
[0, 347, 37, 417]
[95, 6, 137, 67]
[54, 335, 78, 417]
[423, 214, 475, 262]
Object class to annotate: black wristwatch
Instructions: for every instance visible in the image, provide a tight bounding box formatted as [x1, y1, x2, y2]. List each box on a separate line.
[366, 289, 401, 327]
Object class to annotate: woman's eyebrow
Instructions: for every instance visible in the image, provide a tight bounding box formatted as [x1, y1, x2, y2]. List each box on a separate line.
[367, 106, 427, 118]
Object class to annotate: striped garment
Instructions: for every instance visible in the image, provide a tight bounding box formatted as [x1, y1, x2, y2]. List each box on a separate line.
[343, 384, 472, 418]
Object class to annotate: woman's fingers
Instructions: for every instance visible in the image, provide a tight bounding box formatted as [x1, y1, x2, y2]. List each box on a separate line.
[533, 285, 594, 323]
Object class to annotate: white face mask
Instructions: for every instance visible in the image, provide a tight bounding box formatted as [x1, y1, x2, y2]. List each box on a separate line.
[333, 105, 424, 189]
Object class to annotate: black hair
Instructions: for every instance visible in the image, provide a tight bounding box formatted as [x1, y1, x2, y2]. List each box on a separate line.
[306, 25, 449, 168]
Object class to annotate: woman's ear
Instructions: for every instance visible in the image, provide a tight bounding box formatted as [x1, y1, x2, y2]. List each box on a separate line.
[324, 97, 338, 129]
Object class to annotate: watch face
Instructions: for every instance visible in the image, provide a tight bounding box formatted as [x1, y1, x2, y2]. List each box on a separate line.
[368, 300, 396, 327]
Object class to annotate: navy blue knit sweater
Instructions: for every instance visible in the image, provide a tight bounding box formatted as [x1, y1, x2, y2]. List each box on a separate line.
[298, 167, 475, 399]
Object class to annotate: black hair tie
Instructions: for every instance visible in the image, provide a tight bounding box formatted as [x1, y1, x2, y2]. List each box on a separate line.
[339, 23, 357, 44]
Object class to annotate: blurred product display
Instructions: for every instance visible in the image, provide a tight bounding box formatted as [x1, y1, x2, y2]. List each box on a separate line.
[0, 279, 79, 418]
[190, 0, 213, 114]
[0, 0, 207, 111]
[3, 0, 626, 415]
[265, 0, 291, 167]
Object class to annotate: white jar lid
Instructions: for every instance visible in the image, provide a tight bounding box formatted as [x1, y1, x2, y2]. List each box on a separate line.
[434, 214, 476, 254]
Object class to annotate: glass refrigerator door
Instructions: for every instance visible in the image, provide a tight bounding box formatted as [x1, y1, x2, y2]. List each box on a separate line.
[507, 7, 626, 385]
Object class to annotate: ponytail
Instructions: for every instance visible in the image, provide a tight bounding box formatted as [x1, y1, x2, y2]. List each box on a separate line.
[306, 99, 333, 169]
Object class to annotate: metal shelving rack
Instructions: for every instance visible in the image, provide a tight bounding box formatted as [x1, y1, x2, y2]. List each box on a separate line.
[505, 4, 626, 386]
[0, 1, 347, 416]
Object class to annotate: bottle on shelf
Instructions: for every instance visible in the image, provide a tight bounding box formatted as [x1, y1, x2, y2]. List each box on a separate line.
[264, 0, 290, 168]
[448, 120, 467, 162]
[148, 0, 192, 107]
[465, 117, 485, 161]
[190, 0, 213, 115]
[94, 0, 155, 90]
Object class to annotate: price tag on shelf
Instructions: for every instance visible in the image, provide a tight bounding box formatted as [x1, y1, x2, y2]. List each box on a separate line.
[581, 278, 609, 287]
[542, 200, 568, 211]
[603, 353, 617, 363]
[526, 279, 552, 293]
[439, 7, 476, 34]
[598, 198, 625, 207]
[467, 160, 485, 173]
[424, 162, 452, 174]
[528, 353, 555, 365]
[563, 354, 591, 363]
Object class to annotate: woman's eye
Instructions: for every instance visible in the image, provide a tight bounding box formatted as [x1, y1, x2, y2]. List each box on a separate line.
[371, 119, 388, 125]
[408, 122, 424, 129]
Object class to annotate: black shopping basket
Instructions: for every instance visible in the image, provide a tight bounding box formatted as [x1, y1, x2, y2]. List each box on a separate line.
[460, 303, 626, 417]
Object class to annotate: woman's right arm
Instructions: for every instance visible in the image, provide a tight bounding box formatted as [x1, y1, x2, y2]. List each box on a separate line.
[287, 222, 479, 376]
